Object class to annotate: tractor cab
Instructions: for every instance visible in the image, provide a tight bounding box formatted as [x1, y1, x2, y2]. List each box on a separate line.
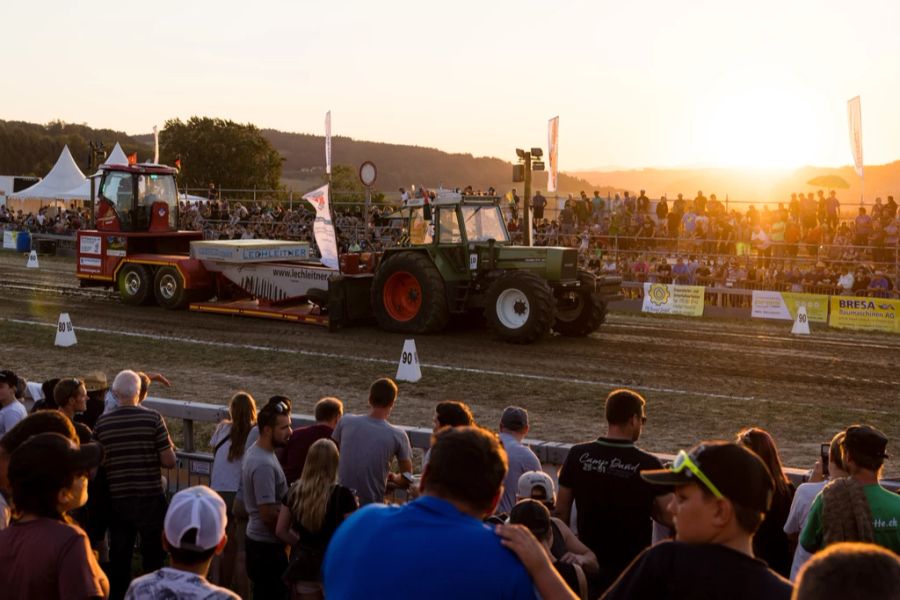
[395, 193, 510, 247]
[94, 164, 179, 232]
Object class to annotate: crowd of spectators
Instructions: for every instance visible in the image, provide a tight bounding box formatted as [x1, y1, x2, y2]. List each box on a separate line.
[4, 184, 900, 295]
[0, 364, 898, 599]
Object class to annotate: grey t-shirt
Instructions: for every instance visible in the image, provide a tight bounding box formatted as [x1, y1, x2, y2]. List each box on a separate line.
[333, 415, 412, 505]
[497, 432, 542, 514]
[242, 442, 287, 543]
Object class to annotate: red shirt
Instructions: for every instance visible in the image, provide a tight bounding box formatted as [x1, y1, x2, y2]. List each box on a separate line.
[0, 518, 108, 599]
[280, 424, 334, 485]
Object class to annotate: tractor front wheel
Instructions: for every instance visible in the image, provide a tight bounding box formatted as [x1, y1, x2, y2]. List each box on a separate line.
[371, 252, 449, 334]
[553, 287, 607, 336]
[484, 271, 555, 344]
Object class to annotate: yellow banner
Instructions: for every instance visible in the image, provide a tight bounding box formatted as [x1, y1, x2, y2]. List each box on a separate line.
[642, 283, 704, 317]
[829, 296, 900, 333]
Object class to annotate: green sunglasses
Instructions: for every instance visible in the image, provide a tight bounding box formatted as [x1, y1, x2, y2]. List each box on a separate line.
[672, 449, 724, 499]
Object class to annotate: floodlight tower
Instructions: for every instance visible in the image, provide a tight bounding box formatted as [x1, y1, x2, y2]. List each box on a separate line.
[512, 147, 545, 246]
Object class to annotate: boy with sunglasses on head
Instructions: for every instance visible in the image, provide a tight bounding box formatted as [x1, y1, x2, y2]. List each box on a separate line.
[602, 441, 792, 600]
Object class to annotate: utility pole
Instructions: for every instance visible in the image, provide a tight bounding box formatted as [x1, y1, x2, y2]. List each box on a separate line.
[513, 147, 544, 246]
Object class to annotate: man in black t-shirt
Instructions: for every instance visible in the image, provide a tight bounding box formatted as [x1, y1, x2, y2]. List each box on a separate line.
[556, 389, 673, 593]
[602, 441, 792, 600]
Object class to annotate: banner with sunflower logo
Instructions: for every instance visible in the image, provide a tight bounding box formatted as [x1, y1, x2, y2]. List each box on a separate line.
[641, 283, 705, 316]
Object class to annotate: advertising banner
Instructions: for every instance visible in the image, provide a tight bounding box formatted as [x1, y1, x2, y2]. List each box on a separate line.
[829, 296, 899, 333]
[2, 230, 16, 249]
[751, 291, 829, 323]
[642, 283, 704, 316]
[547, 116, 559, 193]
[847, 96, 863, 178]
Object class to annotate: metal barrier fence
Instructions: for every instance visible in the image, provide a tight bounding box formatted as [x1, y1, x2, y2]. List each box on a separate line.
[140, 397, 900, 493]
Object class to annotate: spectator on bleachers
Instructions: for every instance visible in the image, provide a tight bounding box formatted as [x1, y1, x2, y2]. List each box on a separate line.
[332, 378, 413, 506]
[208, 391, 257, 592]
[0, 370, 27, 439]
[496, 406, 541, 515]
[800, 425, 900, 555]
[603, 441, 792, 599]
[282, 397, 344, 486]
[510, 499, 589, 599]
[556, 389, 673, 594]
[323, 426, 549, 599]
[0, 411, 79, 530]
[276, 438, 358, 599]
[792, 541, 900, 600]
[242, 398, 292, 600]
[0, 432, 108, 599]
[784, 432, 849, 581]
[125, 485, 238, 599]
[737, 427, 796, 578]
[94, 369, 177, 600]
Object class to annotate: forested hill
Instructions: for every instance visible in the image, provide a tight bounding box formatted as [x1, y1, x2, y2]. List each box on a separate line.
[0, 120, 151, 176]
[259, 129, 599, 194]
[1, 119, 598, 195]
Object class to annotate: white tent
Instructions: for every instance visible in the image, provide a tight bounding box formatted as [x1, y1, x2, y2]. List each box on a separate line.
[56, 142, 131, 201]
[9, 146, 86, 201]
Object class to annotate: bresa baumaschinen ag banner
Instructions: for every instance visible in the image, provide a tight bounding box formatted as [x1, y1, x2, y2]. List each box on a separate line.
[642, 283, 705, 317]
[829, 296, 900, 334]
[751, 291, 829, 323]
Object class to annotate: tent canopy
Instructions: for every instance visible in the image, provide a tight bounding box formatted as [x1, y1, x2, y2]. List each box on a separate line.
[9, 146, 85, 201]
[57, 142, 131, 201]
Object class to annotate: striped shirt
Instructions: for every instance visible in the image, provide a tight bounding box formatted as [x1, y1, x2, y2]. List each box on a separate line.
[94, 405, 172, 499]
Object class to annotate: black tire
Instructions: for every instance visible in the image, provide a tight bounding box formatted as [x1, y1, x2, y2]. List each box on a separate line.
[153, 266, 189, 310]
[371, 252, 449, 334]
[484, 271, 556, 344]
[118, 264, 154, 306]
[553, 287, 607, 336]
[306, 287, 330, 308]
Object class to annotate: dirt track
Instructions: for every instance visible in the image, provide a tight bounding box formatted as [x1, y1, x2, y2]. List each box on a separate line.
[1, 252, 898, 473]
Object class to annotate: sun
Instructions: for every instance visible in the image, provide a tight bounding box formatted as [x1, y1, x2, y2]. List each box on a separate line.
[701, 78, 826, 169]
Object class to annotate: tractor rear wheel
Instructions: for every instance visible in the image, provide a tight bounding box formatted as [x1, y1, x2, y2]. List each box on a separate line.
[153, 266, 189, 310]
[484, 271, 555, 344]
[553, 287, 607, 336]
[118, 264, 154, 306]
[371, 252, 449, 334]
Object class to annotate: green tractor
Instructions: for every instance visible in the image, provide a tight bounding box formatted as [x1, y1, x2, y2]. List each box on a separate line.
[370, 193, 621, 343]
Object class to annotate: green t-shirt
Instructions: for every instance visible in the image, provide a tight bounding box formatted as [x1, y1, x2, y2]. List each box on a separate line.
[800, 483, 900, 553]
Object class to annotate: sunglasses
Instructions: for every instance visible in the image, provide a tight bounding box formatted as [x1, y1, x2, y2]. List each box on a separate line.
[671, 449, 724, 499]
[271, 401, 289, 414]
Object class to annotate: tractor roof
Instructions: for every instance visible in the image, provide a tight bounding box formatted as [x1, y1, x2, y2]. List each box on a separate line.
[101, 163, 177, 176]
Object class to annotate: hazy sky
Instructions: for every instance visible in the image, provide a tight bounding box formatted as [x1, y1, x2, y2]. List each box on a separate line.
[4, 1, 899, 170]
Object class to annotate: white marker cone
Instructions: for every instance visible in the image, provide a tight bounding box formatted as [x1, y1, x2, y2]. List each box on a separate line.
[26, 250, 39, 269]
[55, 313, 77, 347]
[396, 339, 422, 383]
[791, 305, 810, 336]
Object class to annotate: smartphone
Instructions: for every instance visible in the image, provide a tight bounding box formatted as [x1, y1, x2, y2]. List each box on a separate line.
[821, 443, 830, 476]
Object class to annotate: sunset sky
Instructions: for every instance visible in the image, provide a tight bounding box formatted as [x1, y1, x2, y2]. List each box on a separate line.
[4, 1, 899, 170]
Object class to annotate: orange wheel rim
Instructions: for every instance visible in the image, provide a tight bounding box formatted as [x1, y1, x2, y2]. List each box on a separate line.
[383, 271, 422, 321]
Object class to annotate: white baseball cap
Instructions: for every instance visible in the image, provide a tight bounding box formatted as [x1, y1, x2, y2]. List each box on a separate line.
[164, 485, 226, 551]
[517, 471, 556, 504]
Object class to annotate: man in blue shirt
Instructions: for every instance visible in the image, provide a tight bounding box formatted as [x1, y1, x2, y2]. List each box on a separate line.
[323, 427, 540, 600]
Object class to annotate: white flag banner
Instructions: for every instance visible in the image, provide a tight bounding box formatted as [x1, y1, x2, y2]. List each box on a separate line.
[547, 116, 559, 193]
[153, 125, 159, 164]
[847, 96, 863, 177]
[325, 110, 332, 175]
[303, 184, 339, 269]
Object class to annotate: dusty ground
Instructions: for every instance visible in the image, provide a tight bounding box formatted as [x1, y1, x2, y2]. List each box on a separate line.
[1, 251, 898, 475]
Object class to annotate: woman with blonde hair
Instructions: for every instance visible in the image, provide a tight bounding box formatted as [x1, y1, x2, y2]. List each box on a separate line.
[277, 438, 357, 600]
[208, 391, 257, 595]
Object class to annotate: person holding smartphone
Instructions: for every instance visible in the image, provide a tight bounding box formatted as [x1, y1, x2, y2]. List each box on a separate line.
[783, 432, 848, 580]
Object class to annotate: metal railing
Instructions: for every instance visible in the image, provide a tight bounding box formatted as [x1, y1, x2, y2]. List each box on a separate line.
[140, 397, 900, 492]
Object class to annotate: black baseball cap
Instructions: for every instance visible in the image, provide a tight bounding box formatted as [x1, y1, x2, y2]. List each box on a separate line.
[9, 432, 104, 489]
[844, 425, 889, 461]
[0, 370, 18, 387]
[641, 441, 774, 513]
[509, 498, 552, 539]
